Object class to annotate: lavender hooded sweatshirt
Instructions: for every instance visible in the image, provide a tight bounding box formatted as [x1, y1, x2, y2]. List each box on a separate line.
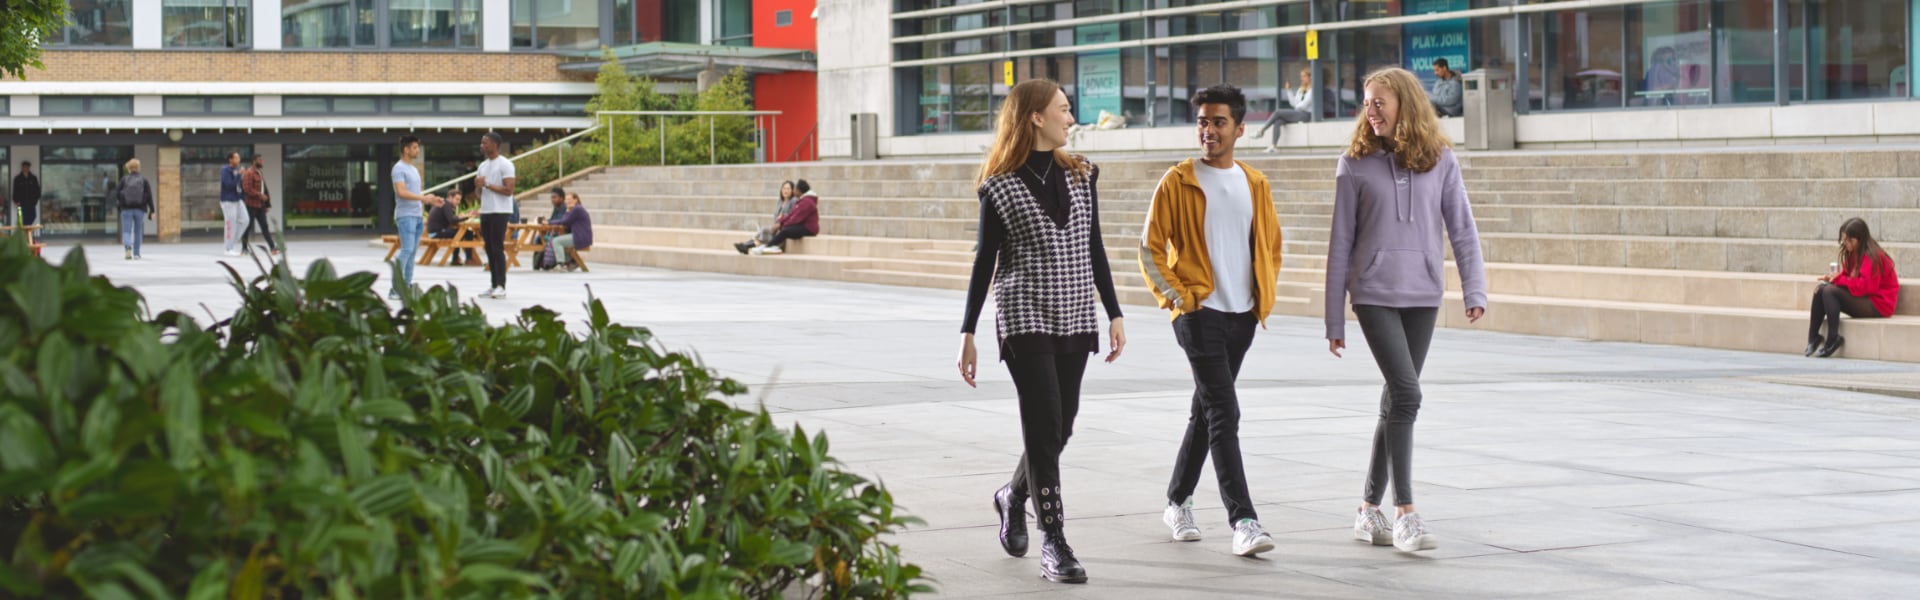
[1324, 146, 1487, 340]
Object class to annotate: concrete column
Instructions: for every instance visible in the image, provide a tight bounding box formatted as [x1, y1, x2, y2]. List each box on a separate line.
[133, 96, 163, 117]
[484, 0, 511, 51]
[254, 0, 283, 50]
[133, 0, 162, 49]
[259, 144, 285, 231]
[13, 96, 40, 117]
[157, 146, 182, 242]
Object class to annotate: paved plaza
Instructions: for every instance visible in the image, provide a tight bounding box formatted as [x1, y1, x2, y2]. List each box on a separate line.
[51, 238, 1920, 599]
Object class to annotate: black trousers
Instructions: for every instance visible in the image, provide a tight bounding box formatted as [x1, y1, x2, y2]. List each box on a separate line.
[1809, 283, 1882, 342]
[1354, 305, 1438, 508]
[18, 203, 36, 226]
[241, 206, 277, 252]
[481, 214, 510, 289]
[1005, 350, 1089, 533]
[1167, 308, 1260, 525]
[766, 224, 814, 248]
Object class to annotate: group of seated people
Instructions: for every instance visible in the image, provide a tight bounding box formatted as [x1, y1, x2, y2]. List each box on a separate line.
[422, 185, 591, 271]
[734, 179, 819, 255]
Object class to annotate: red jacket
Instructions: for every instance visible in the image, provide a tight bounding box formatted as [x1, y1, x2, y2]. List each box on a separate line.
[1833, 253, 1900, 317]
[778, 193, 819, 235]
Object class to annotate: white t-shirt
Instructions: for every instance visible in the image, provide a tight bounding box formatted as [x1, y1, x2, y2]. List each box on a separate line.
[476, 155, 516, 214]
[1195, 161, 1255, 313]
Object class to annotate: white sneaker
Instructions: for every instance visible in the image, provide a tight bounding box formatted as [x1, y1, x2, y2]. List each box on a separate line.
[761, 246, 784, 254]
[483, 287, 506, 299]
[1392, 512, 1436, 553]
[224, 250, 242, 257]
[1353, 506, 1392, 546]
[748, 246, 765, 256]
[1230, 518, 1275, 557]
[1162, 499, 1201, 542]
[1264, 144, 1280, 153]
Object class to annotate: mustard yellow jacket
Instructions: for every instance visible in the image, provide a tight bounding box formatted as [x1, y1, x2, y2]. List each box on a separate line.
[1137, 159, 1284, 323]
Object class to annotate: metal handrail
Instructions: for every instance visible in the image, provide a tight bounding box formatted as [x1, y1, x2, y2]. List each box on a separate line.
[598, 110, 783, 166]
[786, 122, 819, 162]
[424, 124, 604, 194]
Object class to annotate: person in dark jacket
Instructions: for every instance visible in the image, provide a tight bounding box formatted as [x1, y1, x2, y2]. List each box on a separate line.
[549, 192, 593, 271]
[117, 158, 156, 260]
[12, 161, 40, 226]
[427, 189, 479, 265]
[751, 179, 819, 255]
[736, 180, 798, 254]
[240, 154, 279, 255]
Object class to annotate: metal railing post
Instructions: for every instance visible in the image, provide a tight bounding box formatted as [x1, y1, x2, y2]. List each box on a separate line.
[709, 116, 716, 165]
[607, 114, 614, 166]
[659, 116, 666, 166]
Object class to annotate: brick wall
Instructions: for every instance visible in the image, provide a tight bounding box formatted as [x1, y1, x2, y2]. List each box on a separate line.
[5, 50, 594, 83]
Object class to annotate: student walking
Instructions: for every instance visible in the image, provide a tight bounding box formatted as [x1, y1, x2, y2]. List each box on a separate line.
[219, 152, 248, 256]
[240, 154, 280, 256]
[474, 132, 517, 299]
[958, 79, 1125, 584]
[117, 158, 155, 260]
[1325, 67, 1487, 553]
[390, 135, 439, 300]
[12, 161, 40, 227]
[1806, 217, 1900, 357]
[1139, 84, 1285, 558]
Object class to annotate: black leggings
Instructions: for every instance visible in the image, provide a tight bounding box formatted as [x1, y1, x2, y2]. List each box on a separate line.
[766, 224, 814, 248]
[1355, 305, 1438, 508]
[481, 214, 509, 289]
[1809, 283, 1882, 342]
[1005, 351, 1089, 534]
[241, 206, 277, 252]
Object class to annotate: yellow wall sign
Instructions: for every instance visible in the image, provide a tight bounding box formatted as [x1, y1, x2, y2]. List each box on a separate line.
[1306, 30, 1319, 60]
[1004, 61, 1015, 86]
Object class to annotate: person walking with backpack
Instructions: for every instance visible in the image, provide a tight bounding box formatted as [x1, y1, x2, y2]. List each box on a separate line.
[117, 158, 155, 260]
[958, 79, 1125, 584]
[1140, 84, 1285, 558]
[1325, 67, 1487, 553]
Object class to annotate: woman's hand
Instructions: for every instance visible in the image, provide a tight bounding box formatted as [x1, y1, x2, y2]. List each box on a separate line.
[957, 333, 978, 388]
[1818, 273, 1833, 283]
[1329, 339, 1345, 358]
[1467, 307, 1484, 323]
[1105, 318, 1126, 363]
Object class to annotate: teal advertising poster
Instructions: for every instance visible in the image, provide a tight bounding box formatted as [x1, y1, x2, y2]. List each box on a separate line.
[1403, 0, 1470, 85]
[1076, 23, 1122, 124]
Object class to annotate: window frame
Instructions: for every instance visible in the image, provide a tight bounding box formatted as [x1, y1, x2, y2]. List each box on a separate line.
[161, 0, 254, 49]
[40, 96, 136, 116]
[281, 0, 483, 50]
[162, 96, 257, 116]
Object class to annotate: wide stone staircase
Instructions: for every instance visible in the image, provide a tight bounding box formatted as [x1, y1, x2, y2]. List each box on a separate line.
[551, 147, 1920, 362]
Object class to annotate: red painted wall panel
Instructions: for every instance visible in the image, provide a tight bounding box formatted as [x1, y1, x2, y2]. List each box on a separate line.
[754, 0, 817, 161]
[753, 0, 816, 51]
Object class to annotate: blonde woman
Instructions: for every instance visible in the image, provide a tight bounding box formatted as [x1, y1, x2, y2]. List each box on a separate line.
[957, 79, 1125, 584]
[1325, 67, 1487, 553]
[116, 158, 155, 260]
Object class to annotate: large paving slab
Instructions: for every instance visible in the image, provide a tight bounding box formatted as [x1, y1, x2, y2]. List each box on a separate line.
[45, 238, 1920, 598]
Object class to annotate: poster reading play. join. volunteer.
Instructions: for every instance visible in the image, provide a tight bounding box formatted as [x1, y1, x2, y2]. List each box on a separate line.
[1076, 23, 1122, 124]
[1403, 0, 1471, 86]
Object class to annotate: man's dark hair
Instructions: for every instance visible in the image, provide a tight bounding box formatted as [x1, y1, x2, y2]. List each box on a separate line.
[794, 179, 811, 194]
[251, 154, 264, 163]
[398, 134, 420, 149]
[1191, 84, 1248, 125]
[20, 161, 29, 168]
[1433, 58, 1450, 69]
[482, 131, 504, 146]
[548, 186, 565, 198]
[226, 151, 240, 161]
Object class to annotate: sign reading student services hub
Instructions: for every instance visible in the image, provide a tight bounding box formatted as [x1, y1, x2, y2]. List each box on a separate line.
[1075, 23, 1123, 124]
[1403, 0, 1470, 85]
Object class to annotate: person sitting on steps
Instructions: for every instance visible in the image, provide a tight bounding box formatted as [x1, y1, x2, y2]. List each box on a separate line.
[751, 179, 819, 255]
[1807, 217, 1900, 358]
[738, 180, 799, 254]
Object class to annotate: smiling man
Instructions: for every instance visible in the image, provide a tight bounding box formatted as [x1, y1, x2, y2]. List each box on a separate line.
[1138, 83, 1286, 558]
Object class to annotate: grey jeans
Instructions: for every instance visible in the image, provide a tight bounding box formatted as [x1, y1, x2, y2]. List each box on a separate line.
[1354, 305, 1438, 507]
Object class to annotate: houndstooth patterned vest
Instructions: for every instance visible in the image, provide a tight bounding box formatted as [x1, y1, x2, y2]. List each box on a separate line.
[981, 157, 1101, 345]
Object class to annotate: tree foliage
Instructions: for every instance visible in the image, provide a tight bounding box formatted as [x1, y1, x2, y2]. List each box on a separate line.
[0, 0, 66, 80]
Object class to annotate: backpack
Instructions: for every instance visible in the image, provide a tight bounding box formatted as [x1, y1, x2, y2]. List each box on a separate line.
[532, 239, 558, 271]
[118, 175, 149, 210]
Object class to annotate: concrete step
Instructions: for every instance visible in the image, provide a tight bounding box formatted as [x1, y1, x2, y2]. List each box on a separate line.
[1471, 205, 1920, 243]
[1477, 232, 1920, 274]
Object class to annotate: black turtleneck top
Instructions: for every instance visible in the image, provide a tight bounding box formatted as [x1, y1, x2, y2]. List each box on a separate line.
[960, 150, 1124, 359]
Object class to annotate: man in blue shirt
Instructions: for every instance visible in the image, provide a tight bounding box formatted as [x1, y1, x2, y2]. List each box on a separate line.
[219, 151, 248, 256]
[1429, 58, 1463, 117]
[390, 135, 439, 300]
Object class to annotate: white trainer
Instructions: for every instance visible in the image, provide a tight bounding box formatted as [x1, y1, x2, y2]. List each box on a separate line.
[1392, 512, 1437, 553]
[1354, 505, 1392, 546]
[1162, 499, 1201, 542]
[1230, 518, 1275, 557]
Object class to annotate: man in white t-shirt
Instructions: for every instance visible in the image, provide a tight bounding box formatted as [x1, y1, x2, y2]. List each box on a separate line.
[1138, 83, 1286, 559]
[474, 132, 517, 299]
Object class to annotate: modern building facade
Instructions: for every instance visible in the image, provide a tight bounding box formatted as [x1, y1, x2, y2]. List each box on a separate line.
[815, 0, 1920, 158]
[2, 0, 816, 239]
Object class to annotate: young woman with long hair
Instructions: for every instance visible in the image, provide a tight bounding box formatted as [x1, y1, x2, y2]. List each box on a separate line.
[957, 79, 1125, 584]
[1807, 217, 1900, 357]
[1324, 67, 1487, 553]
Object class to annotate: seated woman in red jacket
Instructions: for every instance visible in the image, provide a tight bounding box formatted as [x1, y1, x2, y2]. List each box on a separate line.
[751, 179, 820, 255]
[1808, 217, 1901, 358]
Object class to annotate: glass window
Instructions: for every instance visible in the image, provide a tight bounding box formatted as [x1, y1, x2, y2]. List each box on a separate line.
[1790, 0, 1910, 101]
[42, 96, 134, 115]
[58, 0, 133, 46]
[391, 97, 434, 113]
[776, 9, 792, 27]
[1543, 7, 1626, 109]
[952, 62, 995, 132]
[512, 0, 602, 49]
[180, 146, 252, 232]
[1627, 0, 1710, 107]
[283, 97, 330, 113]
[164, 0, 251, 48]
[511, 95, 592, 115]
[38, 146, 132, 235]
[716, 0, 752, 47]
[1158, 41, 1225, 125]
[423, 144, 481, 203]
[164, 96, 255, 115]
[334, 97, 380, 113]
[283, 0, 354, 47]
[1325, 25, 1403, 118]
[0, 97, 9, 116]
[1714, 0, 1775, 104]
[390, 0, 480, 48]
[438, 97, 482, 113]
[284, 144, 380, 230]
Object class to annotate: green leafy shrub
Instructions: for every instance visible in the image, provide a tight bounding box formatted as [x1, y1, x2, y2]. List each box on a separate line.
[0, 237, 930, 599]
